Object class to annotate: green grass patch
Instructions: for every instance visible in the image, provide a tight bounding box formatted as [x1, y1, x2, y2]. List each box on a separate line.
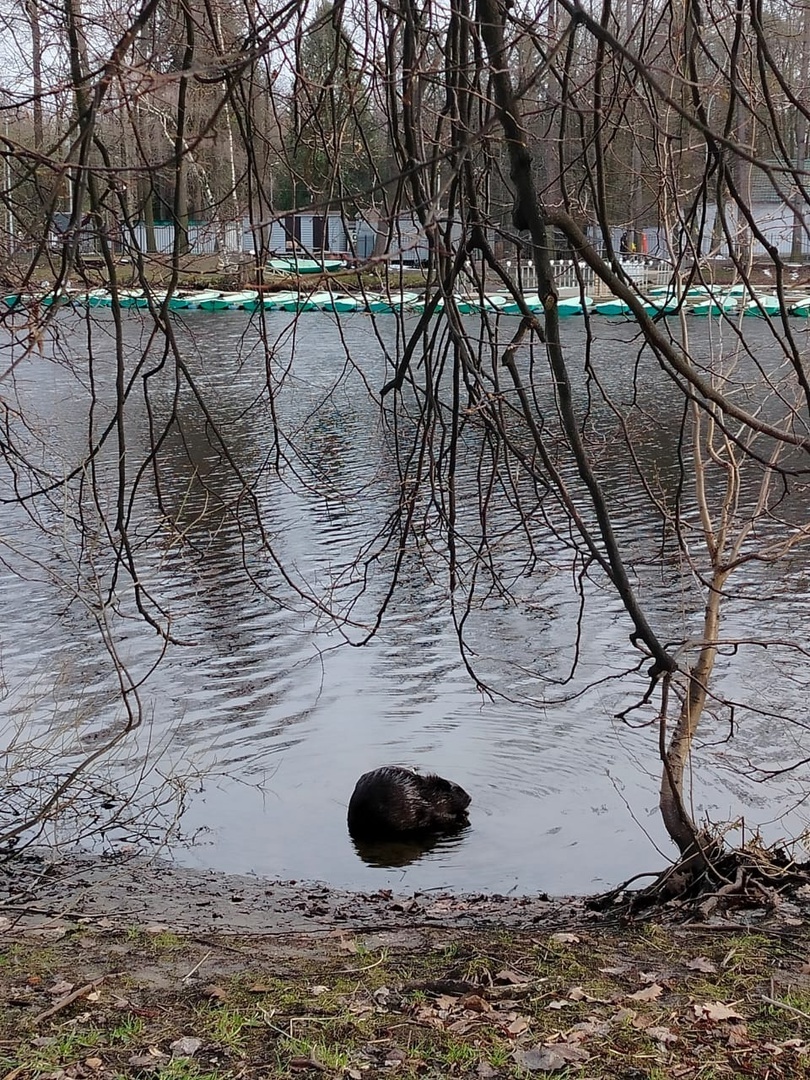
[1, 921, 809, 1078]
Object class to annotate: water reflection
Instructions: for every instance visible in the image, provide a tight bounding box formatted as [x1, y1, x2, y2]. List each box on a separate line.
[0, 311, 809, 894]
[350, 827, 471, 869]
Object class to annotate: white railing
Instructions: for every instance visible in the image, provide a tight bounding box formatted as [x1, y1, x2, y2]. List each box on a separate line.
[506, 257, 672, 295]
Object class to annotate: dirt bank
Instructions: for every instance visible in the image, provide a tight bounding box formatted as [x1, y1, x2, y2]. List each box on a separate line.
[0, 853, 570, 936]
[3, 854, 810, 1078]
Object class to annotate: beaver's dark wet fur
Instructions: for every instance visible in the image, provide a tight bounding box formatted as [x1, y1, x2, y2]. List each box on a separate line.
[347, 766, 471, 840]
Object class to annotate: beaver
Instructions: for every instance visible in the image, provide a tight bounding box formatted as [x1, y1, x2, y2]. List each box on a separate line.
[347, 766, 471, 840]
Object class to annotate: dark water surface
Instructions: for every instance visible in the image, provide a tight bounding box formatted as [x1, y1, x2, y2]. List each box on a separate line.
[1, 309, 809, 894]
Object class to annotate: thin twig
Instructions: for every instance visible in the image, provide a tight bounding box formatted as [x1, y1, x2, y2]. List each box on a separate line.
[2, 1065, 28, 1080]
[182, 951, 211, 982]
[34, 977, 106, 1023]
[340, 953, 388, 974]
[761, 995, 810, 1022]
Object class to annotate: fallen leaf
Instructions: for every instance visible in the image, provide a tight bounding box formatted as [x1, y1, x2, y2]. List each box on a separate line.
[48, 980, 74, 997]
[727, 1024, 749, 1047]
[631, 1013, 654, 1030]
[567, 986, 604, 1002]
[646, 1026, 678, 1045]
[202, 984, 227, 1000]
[549, 932, 580, 945]
[435, 994, 460, 1011]
[170, 1036, 203, 1058]
[612, 1007, 636, 1024]
[248, 982, 273, 993]
[628, 983, 663, 1002]
[546, 999, 570, 1010]
[569, 1018, 608, 1039]
[686, 956, 717, 973]
[514, 1044, 590, 1071]
[84, 1059, 103, 1069]
[129, 1050, 168, 1068]
[599, 965, 628, 976]
[507, 1016, 530, 1035]
[447, 1018, 475, 1035]
[495, 969, 526, 984]
[693, 1001, 744, 1022]
[459, 994, 490, 1013]
[310, 985, 330, 996]
[414, 1004, 443, 1026]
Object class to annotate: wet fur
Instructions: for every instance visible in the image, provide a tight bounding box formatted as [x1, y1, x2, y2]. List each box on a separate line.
[347, 765, 471, 839]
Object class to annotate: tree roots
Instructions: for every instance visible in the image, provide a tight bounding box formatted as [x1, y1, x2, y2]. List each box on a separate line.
[589, 839, 810, 918]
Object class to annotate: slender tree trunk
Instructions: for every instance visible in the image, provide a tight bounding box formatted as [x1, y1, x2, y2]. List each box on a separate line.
[172, 0, 194, 257]
[175, 157, 190, 256]
[27, 0, 44, 151]
[791, 8, 810, 261]
[735, 110, 753, 266]
[142, 172, 157, 253]
[659, 565, 729, 860]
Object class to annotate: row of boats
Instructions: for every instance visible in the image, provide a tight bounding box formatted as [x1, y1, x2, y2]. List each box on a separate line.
[2, 286, 567, 315]
[597, 285, 810, 318]
[5, 285, 810, 318]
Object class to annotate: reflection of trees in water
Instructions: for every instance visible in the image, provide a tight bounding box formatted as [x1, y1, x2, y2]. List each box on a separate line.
[6, 0, 810, 893]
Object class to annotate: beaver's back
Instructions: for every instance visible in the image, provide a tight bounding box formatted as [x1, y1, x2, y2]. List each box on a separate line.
[347, 766, 470, 839]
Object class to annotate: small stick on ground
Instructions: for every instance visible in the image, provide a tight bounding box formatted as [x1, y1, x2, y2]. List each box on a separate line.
[182, 951, 211, 981]
[761, 995, 810, 1023]
[34, 977, 106, 1023]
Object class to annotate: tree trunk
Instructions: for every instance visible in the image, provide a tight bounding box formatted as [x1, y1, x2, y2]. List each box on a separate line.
[172, 0, 194, 258]
[659, 566, 730, 863]
[175, 157, 190, 256]
[142, 173, 157, 253]
[27, 0, 44, 151]
[791, 7, 810, 261]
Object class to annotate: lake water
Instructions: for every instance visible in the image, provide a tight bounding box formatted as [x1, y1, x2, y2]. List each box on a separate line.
[1, 307, 809, 894]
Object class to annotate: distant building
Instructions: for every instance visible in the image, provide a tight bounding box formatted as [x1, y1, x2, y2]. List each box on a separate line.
[255, 213, 350, 254]
[353, 209, 498, 266]
[695, 161, 809, 258]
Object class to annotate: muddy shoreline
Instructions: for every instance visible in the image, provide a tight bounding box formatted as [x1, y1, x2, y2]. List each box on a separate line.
[5, 852, 810, 1080]
[5, 849, 806, 940]
[0, 852, 589, 935]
